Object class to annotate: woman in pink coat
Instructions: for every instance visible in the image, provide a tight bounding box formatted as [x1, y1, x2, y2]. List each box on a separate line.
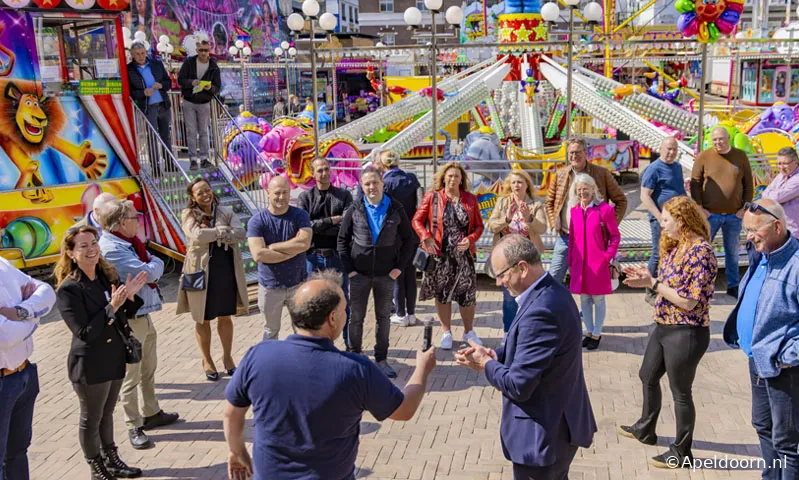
[568, 173, 621, 350]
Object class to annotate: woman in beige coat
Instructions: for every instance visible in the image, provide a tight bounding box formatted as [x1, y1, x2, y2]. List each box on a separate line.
[487, 170, 547, 332]
[177, 178, 248, 381]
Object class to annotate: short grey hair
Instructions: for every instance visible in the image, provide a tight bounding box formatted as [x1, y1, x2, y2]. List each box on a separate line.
[570, 172, 603, 204]
[95, 199, 135, 233]
[565, 137, 588, 152]
[756, 199, 788, 226]
[495, 234, 541, 267]
[777, 147, 799, 163]
[130, 41, 147, 51]
[310, 268, 342, 287]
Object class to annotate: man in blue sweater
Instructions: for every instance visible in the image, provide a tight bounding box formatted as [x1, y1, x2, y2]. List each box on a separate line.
[724, 199, 799, 480]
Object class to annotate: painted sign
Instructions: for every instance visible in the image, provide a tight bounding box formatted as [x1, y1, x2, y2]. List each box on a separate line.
[79, 79, 124, 94]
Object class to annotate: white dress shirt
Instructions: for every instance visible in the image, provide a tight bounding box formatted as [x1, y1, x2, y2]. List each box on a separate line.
[0, 258, 56, 370]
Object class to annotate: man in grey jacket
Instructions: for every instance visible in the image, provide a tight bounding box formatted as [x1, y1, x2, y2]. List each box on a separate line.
[96, 200, 179, 450]
[724, 199, 799, 479]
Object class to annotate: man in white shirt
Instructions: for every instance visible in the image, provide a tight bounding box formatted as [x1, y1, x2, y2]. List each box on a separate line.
[0, 257, 56, 480]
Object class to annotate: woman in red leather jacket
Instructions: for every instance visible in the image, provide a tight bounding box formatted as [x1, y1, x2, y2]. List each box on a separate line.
[412, 161, 485, 350]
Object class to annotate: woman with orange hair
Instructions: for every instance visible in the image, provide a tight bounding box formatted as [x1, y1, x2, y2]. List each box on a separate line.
[412, 162, 484, 349]
[619, 196, 718, 469]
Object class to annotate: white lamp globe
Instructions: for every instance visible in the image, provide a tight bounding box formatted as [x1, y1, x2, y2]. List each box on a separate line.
[287, 13, 305, 31]
[584, 1, 602, 22]
[235, 39, 245, 49]
[243, 46, 252, 56]
[134, 30, 146, 41]
[229, 46, 239, 56]
[281, 40, 290, 50]
[122, 26, 131, 38]
[288, 47, 297, 56]
[404, 7, 423, 26]
[275, 47, 284, 55]
[302, 0, 320, 17]
[166, 45, 174, 53]
[376, 41, 384, 47]
[540, 2, 560, 21]
[124, 38, 132, 49]
[424, 0, 442, 11]
[159, 35, 169, 44]
[564, 0, 579, 6]
[445, 5, 464, 25]
[319, 12, 338, 31]
[156, 43, 166, 52]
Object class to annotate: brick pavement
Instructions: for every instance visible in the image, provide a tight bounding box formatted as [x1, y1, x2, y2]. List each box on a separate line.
[29, 270, 759, 480]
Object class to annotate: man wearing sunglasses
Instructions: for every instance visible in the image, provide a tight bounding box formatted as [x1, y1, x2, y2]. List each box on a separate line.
[762, 147, 799, 239]
[724, 199, 799, 479]
[177, 38, 221, 171]
[690, 126, 754, 298]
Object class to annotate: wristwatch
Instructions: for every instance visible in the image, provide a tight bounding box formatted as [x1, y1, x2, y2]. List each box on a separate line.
[15, 306, 29, 320]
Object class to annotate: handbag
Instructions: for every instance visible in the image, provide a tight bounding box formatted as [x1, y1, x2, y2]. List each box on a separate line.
[600, 217, 621, 283]
[413, 192, 439, 273]
[180, 208, 217, 291]
[114, 319, 142, 364]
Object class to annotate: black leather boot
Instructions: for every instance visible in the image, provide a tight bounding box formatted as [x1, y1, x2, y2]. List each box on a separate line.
[87, 455, 116, 480]
[102, 446, 142, 478]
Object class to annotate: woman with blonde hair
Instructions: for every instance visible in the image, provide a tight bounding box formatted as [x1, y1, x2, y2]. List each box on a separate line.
[412, 161, 484, 349]
[55, 226, 148, 479]
[487, 170, 547, 333]
[375, 150, 422, 327]
[177, 177, 248, 381]
[619, 196, 718, 469]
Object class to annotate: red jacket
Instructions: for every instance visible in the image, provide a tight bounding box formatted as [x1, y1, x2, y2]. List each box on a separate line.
[412, 189, 484, 255]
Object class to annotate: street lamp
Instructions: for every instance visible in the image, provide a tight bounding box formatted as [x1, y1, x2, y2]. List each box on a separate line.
[274, 42, 297, 103]
[540, 0, 602, 139]
[229, 40, 253, 111]
[156, 35, 175, 69]
[404, 0, 462, 172]
[288, 1, 338, 156]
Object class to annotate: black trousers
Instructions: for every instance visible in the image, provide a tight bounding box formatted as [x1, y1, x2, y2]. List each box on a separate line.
[513, 446, 578, 480]
[631, 323, 710, 459]
[72, 379, 123, 460]
[349, 274, 394, 362]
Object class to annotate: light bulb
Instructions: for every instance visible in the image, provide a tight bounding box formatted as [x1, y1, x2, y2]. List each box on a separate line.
[159, 35, 169, 44]
[243, 46, 252, 56]
[281, 41, 290, 50]
[287, 13, 305, 31]
[302, 0, 320, 17]
[235, 40, 245, 49]
[404, 7, 423, 26]
[540, 2, 560, 22]
[166, 45, 174, 54]
[275, 47, 284, 56]
[229, 46, 239, 56]
[319, 12, 338, 31]
[445, 6, 463, 25]
[424, 0, 443, 11]
[288, 47, 297, 56]
[157, 43, 166, 53]
[584, 1, 602, 22]
[134, 31, 146, 41]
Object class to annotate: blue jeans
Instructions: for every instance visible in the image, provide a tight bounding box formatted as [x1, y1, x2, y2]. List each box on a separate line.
[549, 234, 570, 284]
[580, 294, 606, 337]
[707, 213, 742, 288]
[307, 252, 350, 348]
[648, 217, 662, 278]
[502, 287, 518, 333]
[0, 363, 38, 480]
[750, 358, 799, 480]
[394, 262, 417, 317]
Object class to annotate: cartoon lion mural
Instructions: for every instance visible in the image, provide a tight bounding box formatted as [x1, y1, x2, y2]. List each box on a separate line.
[0, 80, 109, 204]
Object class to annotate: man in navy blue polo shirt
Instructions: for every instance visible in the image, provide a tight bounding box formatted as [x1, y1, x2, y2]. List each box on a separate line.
[223, 271, 437, 480]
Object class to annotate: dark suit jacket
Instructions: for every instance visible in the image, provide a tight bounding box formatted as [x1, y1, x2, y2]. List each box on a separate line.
[56, 269, 143, 385]
[484, 273, 596, 467]
[127, 58, 172, 112]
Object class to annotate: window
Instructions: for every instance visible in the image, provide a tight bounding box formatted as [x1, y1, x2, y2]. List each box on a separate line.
[417, 0, 427, 10]
[382, 33, 396, 45]
[353, 8, 358, 24]
[379, 0, 393, 12]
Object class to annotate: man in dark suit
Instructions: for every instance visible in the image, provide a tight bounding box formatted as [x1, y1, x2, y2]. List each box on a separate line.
[456, 234, 596, 479]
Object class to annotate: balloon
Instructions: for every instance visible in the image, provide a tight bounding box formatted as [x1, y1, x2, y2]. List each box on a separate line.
[678, 12, 699, 37]
[708, 22, 720, 42]
[726, 2, 743, 13]
[675, 0, 695, 13]
[719, 9, 740, 23]
[717, 19, 734, 35]
[696, 22, 709, 42]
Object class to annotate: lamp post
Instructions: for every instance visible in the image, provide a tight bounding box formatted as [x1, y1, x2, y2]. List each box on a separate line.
[156, 35, 175, 70]
[274, 41, 297, 102]
[540, 0, 602, 139]
[404, 1, 462, 173]
[229, 40, 253, 111]
[288, 2, 338, 157]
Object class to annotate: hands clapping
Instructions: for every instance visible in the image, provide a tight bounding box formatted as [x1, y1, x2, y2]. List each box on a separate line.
[455, 339, 497, 372]
[110, 272, 149, 311]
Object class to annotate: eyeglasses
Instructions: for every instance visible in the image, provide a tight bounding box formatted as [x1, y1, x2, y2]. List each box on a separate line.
[494, 262, 519, 281]
[743, 202, 779, 221]
[197, 49, 210, 53]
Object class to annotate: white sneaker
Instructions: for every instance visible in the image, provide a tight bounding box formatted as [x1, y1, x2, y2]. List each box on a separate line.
[440, 332, 453, 350]
[463, 330, 483, 346]
[406, 314, 417, 326]
[390, 314, 409, 327]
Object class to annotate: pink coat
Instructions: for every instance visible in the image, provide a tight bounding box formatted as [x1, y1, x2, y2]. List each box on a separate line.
[568, 202, 621, 295]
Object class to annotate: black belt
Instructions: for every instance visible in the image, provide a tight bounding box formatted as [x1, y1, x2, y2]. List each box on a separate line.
[310, 248, 336, 257]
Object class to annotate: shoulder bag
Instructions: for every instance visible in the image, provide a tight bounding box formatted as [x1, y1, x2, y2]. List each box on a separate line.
[412, 192, 440, 273]
[180, 207, 217, 291]
[113, 317, 142, 364]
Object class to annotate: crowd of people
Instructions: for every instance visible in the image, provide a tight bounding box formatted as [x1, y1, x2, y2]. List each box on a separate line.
[1, 127, 799, 480]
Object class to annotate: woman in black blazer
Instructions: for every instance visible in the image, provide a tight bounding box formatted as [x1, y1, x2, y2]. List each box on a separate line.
[54, 226, 148, 480]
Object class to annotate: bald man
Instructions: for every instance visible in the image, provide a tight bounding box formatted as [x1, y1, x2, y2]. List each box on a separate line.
[690, 126, 753, 298]
[247, 176, 312, 340]
[223, 271, 437, 480]
[724, 199, 799, 479]
[71, 192, 117, 235]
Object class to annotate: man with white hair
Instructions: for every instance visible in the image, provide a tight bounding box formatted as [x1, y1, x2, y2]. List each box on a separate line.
[691, 126, 753, 298]
[127, 41, 172, 155]
[762, 146, 799, 238]
[724, 199, 799, 479]
[71, 192, 117, 235]
[640, 137, 685, 304]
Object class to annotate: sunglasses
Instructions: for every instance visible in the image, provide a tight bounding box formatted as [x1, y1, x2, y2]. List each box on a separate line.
[743, 202, 780, 221]
[197, 49, 210, 53]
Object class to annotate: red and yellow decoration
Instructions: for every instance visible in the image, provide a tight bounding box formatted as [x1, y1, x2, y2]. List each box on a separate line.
[497, 13, 548, 51]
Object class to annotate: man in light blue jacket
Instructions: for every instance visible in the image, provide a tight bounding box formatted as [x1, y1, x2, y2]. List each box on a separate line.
[724, 199, 799, 480]
[96, 199, 179, 450]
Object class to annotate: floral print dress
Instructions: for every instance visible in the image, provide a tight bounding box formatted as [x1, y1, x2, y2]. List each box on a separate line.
[420, 199, 478, 306]
[655, 239, 718, 327]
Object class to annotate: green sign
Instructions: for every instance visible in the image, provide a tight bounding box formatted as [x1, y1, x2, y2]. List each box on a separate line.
[78, 80, 123, 95]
